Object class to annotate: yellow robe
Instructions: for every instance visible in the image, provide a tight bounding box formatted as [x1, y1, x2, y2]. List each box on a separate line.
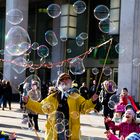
[26, 91, 96, 140]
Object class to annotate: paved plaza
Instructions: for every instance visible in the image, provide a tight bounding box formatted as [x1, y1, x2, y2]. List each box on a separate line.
[0, 103, 106, 140]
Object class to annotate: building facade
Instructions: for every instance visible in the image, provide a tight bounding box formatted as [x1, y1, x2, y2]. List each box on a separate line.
[0, 0, 139, 102]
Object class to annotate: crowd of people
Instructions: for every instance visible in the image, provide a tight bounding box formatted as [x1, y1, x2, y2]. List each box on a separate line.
[20, 72, 140, 140]
[2, 72, 140, 139]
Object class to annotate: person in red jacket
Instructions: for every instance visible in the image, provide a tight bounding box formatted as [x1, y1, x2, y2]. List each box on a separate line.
[120, 88, 138, 112]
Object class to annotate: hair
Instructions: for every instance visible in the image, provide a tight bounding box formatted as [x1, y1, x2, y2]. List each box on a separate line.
[122, 109, 136, 123]
[123, 88, 128, 92]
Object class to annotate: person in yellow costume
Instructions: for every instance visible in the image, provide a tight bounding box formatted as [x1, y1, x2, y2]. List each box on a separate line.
[23, 73, 99, 140]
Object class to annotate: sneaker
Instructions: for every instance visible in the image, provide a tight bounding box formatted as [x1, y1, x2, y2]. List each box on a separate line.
[36, 130, 41, 132]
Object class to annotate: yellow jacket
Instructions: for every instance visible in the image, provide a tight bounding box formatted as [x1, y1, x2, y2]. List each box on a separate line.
[26, 91, 96, 140]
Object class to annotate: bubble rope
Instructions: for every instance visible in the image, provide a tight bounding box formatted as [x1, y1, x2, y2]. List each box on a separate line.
[0, 38, 113, 70]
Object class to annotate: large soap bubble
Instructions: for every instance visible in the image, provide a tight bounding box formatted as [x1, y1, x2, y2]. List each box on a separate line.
[94, 5, 109, 20]
[23, 74, 41, 95]
[108, 100, 116, 110]
[69, 57, 85, 75]
[37, 45, 49, 58]
[6, 9, 23, 25]
[73, 0, 86, 14]
[47, 4, 61, 18]
[12, 57, 27, 74]
[20, 76, 40, 99]
[99, 18, 116, 33]
[103, 80, 117, 94]
[5, 26, 31, 56]
[28, 87, 41, 101]
[45, 30, 58, 46]
[110, 94, 120, 104]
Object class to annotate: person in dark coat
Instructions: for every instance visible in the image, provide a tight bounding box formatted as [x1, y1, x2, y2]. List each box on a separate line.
[18, 82, 24, 110]
[89, 80, 102, 112]
[5, 81, 12, 110]
[2, 80, 7, 110]
[0, 79, 3, 108]
[101, 80, 116, 133]
[79, 82, 89, 99]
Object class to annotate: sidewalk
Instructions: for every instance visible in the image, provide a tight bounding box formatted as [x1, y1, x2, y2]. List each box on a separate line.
[0, 103, 106, 140]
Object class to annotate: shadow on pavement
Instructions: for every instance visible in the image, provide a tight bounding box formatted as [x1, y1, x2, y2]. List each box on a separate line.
[0, 114, 21, 119]
[81, 135, 106, 140]
[81, 123, 105, 129]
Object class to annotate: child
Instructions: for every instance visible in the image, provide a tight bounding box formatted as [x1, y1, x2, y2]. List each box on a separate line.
[120, 88, 138, 112]
[113, 103, 125, 124]
[106, 109, 140, 140]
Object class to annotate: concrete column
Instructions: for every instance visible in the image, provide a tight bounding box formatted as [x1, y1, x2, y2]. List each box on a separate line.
[4, 0, 29, 93]
[51, 1, 66, 82]
[118, 0, 140, 101]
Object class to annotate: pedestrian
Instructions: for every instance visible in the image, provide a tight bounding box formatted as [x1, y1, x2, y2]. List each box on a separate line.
[23, 73, 99, 140]
[0, 79, 3, 108]
[18, 82, 24, 110]
[2, 80, 7, 110]
[89, 80, 97, 99]
[79, 82, 89, 99]
[26, 80, 41, 131]
[101, 80, 116, 134]
[5, 81, 12, 110]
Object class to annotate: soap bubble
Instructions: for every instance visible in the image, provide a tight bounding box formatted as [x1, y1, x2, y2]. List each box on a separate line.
[73, 0, 86, 14]
[94, 5, 109, 20]
[69, 57, 85, 75]
[7, 9, 23, 25]
[45, 30, 58, 46]
[5, 26, 31, 56]
[76, 36, 84, 47]
[79, 32, 88, 40]
[37, 45, 49, 58]
[32, 42, 39, 50]
[92, 68, 99, 75]
[12, 57, 27, 74]
[47, 4, 61, 18]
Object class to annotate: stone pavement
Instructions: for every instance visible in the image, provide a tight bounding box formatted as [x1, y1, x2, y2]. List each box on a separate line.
[0, 103, 106, 140]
